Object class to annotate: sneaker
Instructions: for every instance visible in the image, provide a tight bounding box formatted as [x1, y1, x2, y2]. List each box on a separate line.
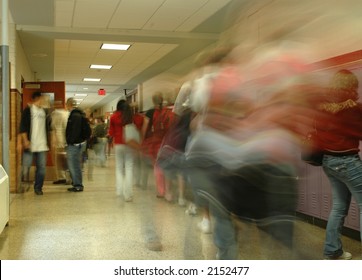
[185, 203, 197, 215]
[67, 187, 83, 192]
[198, 218, 212, 234]
[34, 190, 43, 195]
[324, 251, 352, 260]
[178, 197, 186, 207]
[146, 241, 162, 251]
[165, 193, 173, 202]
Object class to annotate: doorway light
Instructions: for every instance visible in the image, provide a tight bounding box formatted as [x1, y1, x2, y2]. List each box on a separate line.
[101, 43, 131, 50]
[90, 64, 112, 69]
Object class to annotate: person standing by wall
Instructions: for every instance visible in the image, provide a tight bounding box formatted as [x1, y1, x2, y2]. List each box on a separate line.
[65, 98, 89, 192]
[316, 69, 362, 260]
[19, 91, 51, 195]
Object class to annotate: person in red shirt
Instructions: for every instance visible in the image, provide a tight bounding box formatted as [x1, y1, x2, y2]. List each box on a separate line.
[141, 92, 174, 199]
[108, 100, 139, 201]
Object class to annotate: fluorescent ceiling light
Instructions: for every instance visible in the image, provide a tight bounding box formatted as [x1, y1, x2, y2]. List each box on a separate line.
[83, 78, 101, 82]
[74, 93, 88, 97]
[90, 64, 112, 69]
[101, 43, 131, 50]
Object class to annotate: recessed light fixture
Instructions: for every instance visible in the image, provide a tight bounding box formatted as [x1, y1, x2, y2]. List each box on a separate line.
[83, 78, 101, 82]
[101, 43, 131, 50]
[74, 93, 88, 97]
[90, 64, 112, 70]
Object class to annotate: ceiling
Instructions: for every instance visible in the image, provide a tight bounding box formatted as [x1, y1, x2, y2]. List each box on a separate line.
[9, 0, 238, 110]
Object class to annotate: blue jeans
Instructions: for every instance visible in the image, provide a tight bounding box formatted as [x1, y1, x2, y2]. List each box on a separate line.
[322, 154, 362, 257]
[94, 137, 107, 167]
[22, 151, 47, 191]
[66, 144, 84, 188]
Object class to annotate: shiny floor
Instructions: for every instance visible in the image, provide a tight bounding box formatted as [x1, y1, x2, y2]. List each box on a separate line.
[0, 153, 360, 260]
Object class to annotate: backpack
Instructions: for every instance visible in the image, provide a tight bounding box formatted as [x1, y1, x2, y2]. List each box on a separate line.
[156, 109, 192, 171]
[80, 114, 92, 142]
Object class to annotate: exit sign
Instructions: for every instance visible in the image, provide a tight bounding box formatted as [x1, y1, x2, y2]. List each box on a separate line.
[98, 89, 106, 95]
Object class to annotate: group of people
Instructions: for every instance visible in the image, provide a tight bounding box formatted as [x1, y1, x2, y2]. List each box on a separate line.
[152, 44, 362, 260]
[19, 96, 89, 195]
[18, 45, 362, 259]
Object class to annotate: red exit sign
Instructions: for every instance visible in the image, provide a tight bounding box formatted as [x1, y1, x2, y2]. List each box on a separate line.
[98, 89, 106, 95]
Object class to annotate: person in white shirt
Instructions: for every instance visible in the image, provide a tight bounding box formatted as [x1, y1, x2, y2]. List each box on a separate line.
[19, 92, 51, 195]
[51, 100, 70, 184]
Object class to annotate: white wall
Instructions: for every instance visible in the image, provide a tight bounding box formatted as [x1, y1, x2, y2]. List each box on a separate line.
[221, 0, 362, 63]
[11, 25, 33, 91]
[4, 11, 33, 92]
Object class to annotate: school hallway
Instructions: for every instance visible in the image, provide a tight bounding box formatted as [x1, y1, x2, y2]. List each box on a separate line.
[0, 154, 361, 260]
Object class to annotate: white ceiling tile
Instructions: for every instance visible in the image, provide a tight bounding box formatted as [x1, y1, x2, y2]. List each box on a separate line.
[109, 0, 165, 29]
[176, 0, 233, 32]
[55, 0, 75, 27]
[73, 0, 120, 28]
[143, 0, 209, 31]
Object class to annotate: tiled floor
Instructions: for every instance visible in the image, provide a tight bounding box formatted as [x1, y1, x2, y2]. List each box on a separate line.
[0, 154, 360, 260]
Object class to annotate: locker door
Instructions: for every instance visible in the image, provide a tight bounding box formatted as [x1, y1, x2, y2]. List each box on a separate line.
[320, 171, 332, 220]
[296, 162, 308, 213]
[305, 165, 322, 218]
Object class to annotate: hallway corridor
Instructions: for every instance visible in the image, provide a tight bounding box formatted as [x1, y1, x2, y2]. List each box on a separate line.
[0, 154, 360, 260]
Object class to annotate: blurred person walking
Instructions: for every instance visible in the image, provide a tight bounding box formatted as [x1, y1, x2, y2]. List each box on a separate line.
[93, 117, 108, 167]
[19, 91, 51, 195]
[51, 100, 70, 185]
[141, 92, 173, 199]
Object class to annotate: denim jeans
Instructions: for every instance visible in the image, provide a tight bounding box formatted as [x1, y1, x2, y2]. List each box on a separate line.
[66, 144, 84, 188]
[114, 144, 135, 200]
[94, 137, 107, 167]
[22, 150, 47, 191]
[322, 154, 362, 257]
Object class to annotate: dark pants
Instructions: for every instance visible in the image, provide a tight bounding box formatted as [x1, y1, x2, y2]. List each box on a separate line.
[187, 163, 298, 259]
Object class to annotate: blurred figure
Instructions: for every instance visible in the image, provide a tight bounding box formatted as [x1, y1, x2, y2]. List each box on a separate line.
[141, 92, 173, 199]
[51, 100, 70, 185]
[19, 91, 51, 195]
[186, 47, 234, 234]
[131, 103, 145, 189]
[86, 117, 97, 181]
[315, 69, 362, 260]
[184, 42, 313, 259]
[93, 117, 108, 167]
[108, 100, 136, 201]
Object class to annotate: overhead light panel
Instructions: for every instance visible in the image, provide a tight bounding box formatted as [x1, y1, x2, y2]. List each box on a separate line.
[74, 93, 88, 97]
[90, 64, 112, 69]
[101, 43, 131, 50]
[83, 78, 101, 82]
